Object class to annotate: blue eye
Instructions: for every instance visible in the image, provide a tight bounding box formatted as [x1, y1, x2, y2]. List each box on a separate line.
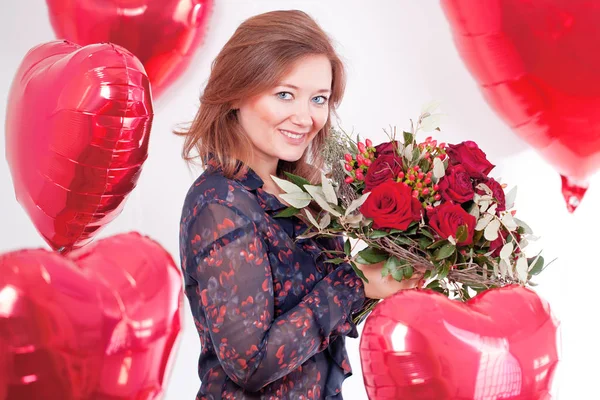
[312, 96, 328, 105]
[277, 92, 293, 100]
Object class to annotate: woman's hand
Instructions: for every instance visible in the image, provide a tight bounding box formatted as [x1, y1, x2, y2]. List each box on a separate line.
[355, 261, 422, 300]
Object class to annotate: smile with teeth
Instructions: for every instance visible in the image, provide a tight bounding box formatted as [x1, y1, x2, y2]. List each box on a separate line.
[279, 129, 306, 139]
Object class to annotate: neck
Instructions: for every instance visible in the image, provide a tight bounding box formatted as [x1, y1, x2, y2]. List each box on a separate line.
[247, 157, 279, 193]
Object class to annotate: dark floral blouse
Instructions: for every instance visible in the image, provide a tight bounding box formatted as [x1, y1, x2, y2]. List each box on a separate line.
[179, 161, 368, 399]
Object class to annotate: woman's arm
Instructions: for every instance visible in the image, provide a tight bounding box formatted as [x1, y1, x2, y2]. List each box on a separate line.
[183, 199, 365, 392]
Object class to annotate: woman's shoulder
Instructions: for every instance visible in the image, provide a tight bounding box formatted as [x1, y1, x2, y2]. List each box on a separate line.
[182, 169, 264, 219]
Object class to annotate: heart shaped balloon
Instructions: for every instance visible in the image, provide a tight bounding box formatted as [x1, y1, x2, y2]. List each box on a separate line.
[5, 40, 153, 252]
[360, 286, 560, 399]
[0, 232, 183, 400]
[45, 0, 214, 99]
[441, 0, 600, 212]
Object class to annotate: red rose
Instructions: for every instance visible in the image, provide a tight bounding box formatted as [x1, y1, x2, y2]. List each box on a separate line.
[364, 153, 403, 191]
[427, 203, 476, 246]
[374, 141, 401, 156]
[476, 177, 506, 212]
[361, 181, 422, 231]
[489, 230, 521, 257]
[446, 141, 495, 179]
[438, 164, 474, 204]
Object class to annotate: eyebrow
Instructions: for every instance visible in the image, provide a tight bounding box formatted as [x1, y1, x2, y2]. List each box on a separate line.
[278, 83, 331, 94]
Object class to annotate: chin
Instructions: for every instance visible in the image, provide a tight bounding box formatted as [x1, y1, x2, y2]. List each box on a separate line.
[277, 149, 307, 163]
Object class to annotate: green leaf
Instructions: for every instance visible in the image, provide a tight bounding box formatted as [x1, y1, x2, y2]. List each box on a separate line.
[426, 279, 441, 289]
[435, 243, 456, 260]
[484, 219, 501, 241]
[420, 229, 434, 240]
[356, 247, 388, 264]
[394, 236, 416, 246]
[347, 140, 359, 155]
[279, 192, 312, 209]
[282, 172, 311, 190]
[381, 262, 391, 278]
[418, 237, 433, 249]
[324, 258, 346, 265]
[391, 268, 404, 281]
[345, 192, 371, 216]
[421, 100, 442, 115]
[411, 146, 421, 164]
[319, 213, 331, 230]
[403, 130, 414, 145]
[437, 263, 450, 280]
[433, 157, 445, 179]
[304, 185, 342, 217]
[321, 172, 338, 205]
[271, 175, 303, 194]
[273, 206, 300, 218]
[403, 266, 414, 279]
[421, 114, 443, 132]
[304, 209, 320, 229]
[344, 238, 351, 256]
[528, 255, 545, 276]
[419, 158, 431, 173]
[427, 239, 448, 250]
[455, 225, 468, 244]
[350, 261, 369, 283]
[370, 230, 389, 239]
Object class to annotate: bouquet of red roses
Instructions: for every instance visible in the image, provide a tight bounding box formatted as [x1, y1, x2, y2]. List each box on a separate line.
[273, 102, 545, 302]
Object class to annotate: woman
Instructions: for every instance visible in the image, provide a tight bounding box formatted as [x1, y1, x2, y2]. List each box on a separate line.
[177, 10, 418, 399]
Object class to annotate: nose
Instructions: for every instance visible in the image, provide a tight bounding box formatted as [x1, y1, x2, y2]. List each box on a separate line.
[289, 103, 313, 128]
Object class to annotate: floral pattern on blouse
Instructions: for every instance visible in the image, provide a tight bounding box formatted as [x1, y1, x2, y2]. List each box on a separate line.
[179, 161, 368, 399]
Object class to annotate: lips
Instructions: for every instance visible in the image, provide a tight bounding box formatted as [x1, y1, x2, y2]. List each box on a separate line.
[279, 129, 307, 139]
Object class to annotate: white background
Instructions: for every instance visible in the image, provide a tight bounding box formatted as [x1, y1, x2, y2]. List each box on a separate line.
[1, 1, 597, 399]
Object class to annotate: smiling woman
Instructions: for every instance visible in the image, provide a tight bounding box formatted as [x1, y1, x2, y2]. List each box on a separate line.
[175, 10, 415, 400]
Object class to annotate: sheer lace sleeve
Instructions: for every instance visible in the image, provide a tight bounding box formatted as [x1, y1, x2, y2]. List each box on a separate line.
[182, 199, 365, 392]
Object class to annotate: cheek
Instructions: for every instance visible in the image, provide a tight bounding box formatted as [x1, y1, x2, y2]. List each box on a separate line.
[314, 108, 330, 129]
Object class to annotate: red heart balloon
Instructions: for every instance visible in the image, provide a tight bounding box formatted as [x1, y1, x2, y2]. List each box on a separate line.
[5, 40, 153, 252]
[441, 0, 600, 212]
[0, 232, 183, 400]
[45, 0, 214, 99]
[359, 286, 560, 399]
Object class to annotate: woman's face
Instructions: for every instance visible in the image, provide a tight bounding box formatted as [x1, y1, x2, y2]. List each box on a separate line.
[236, 54, 333, 167]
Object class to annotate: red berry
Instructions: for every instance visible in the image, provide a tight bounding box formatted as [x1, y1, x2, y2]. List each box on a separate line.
[439, 142, 446, 148]
[424, 177, 432, 185]
[365, 138, 373, 147]
[412, 190, 419, 198]
[433, 184, 439, 191]
[416, 182, 423, 189]
[357, 142, 366, 154]
[431, 140, 437, 147]
[356, 170, 364, 181]
[422, 188, 430, 195]
[345, 176, 354, 183]
[417, 172, 424, 180]
[408, 174, 415, 181]
[364, 159, 372, 167]
[413, 165, 420, 171]
[344, 153, 353, 163]
[434, 194, 441, 201]
[425, 136, 432, 143]
[425, 205, 434, 211]
[344, 163, 352, 171]
[356, 154, 365, 165]
[423, 152, 430, 159]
